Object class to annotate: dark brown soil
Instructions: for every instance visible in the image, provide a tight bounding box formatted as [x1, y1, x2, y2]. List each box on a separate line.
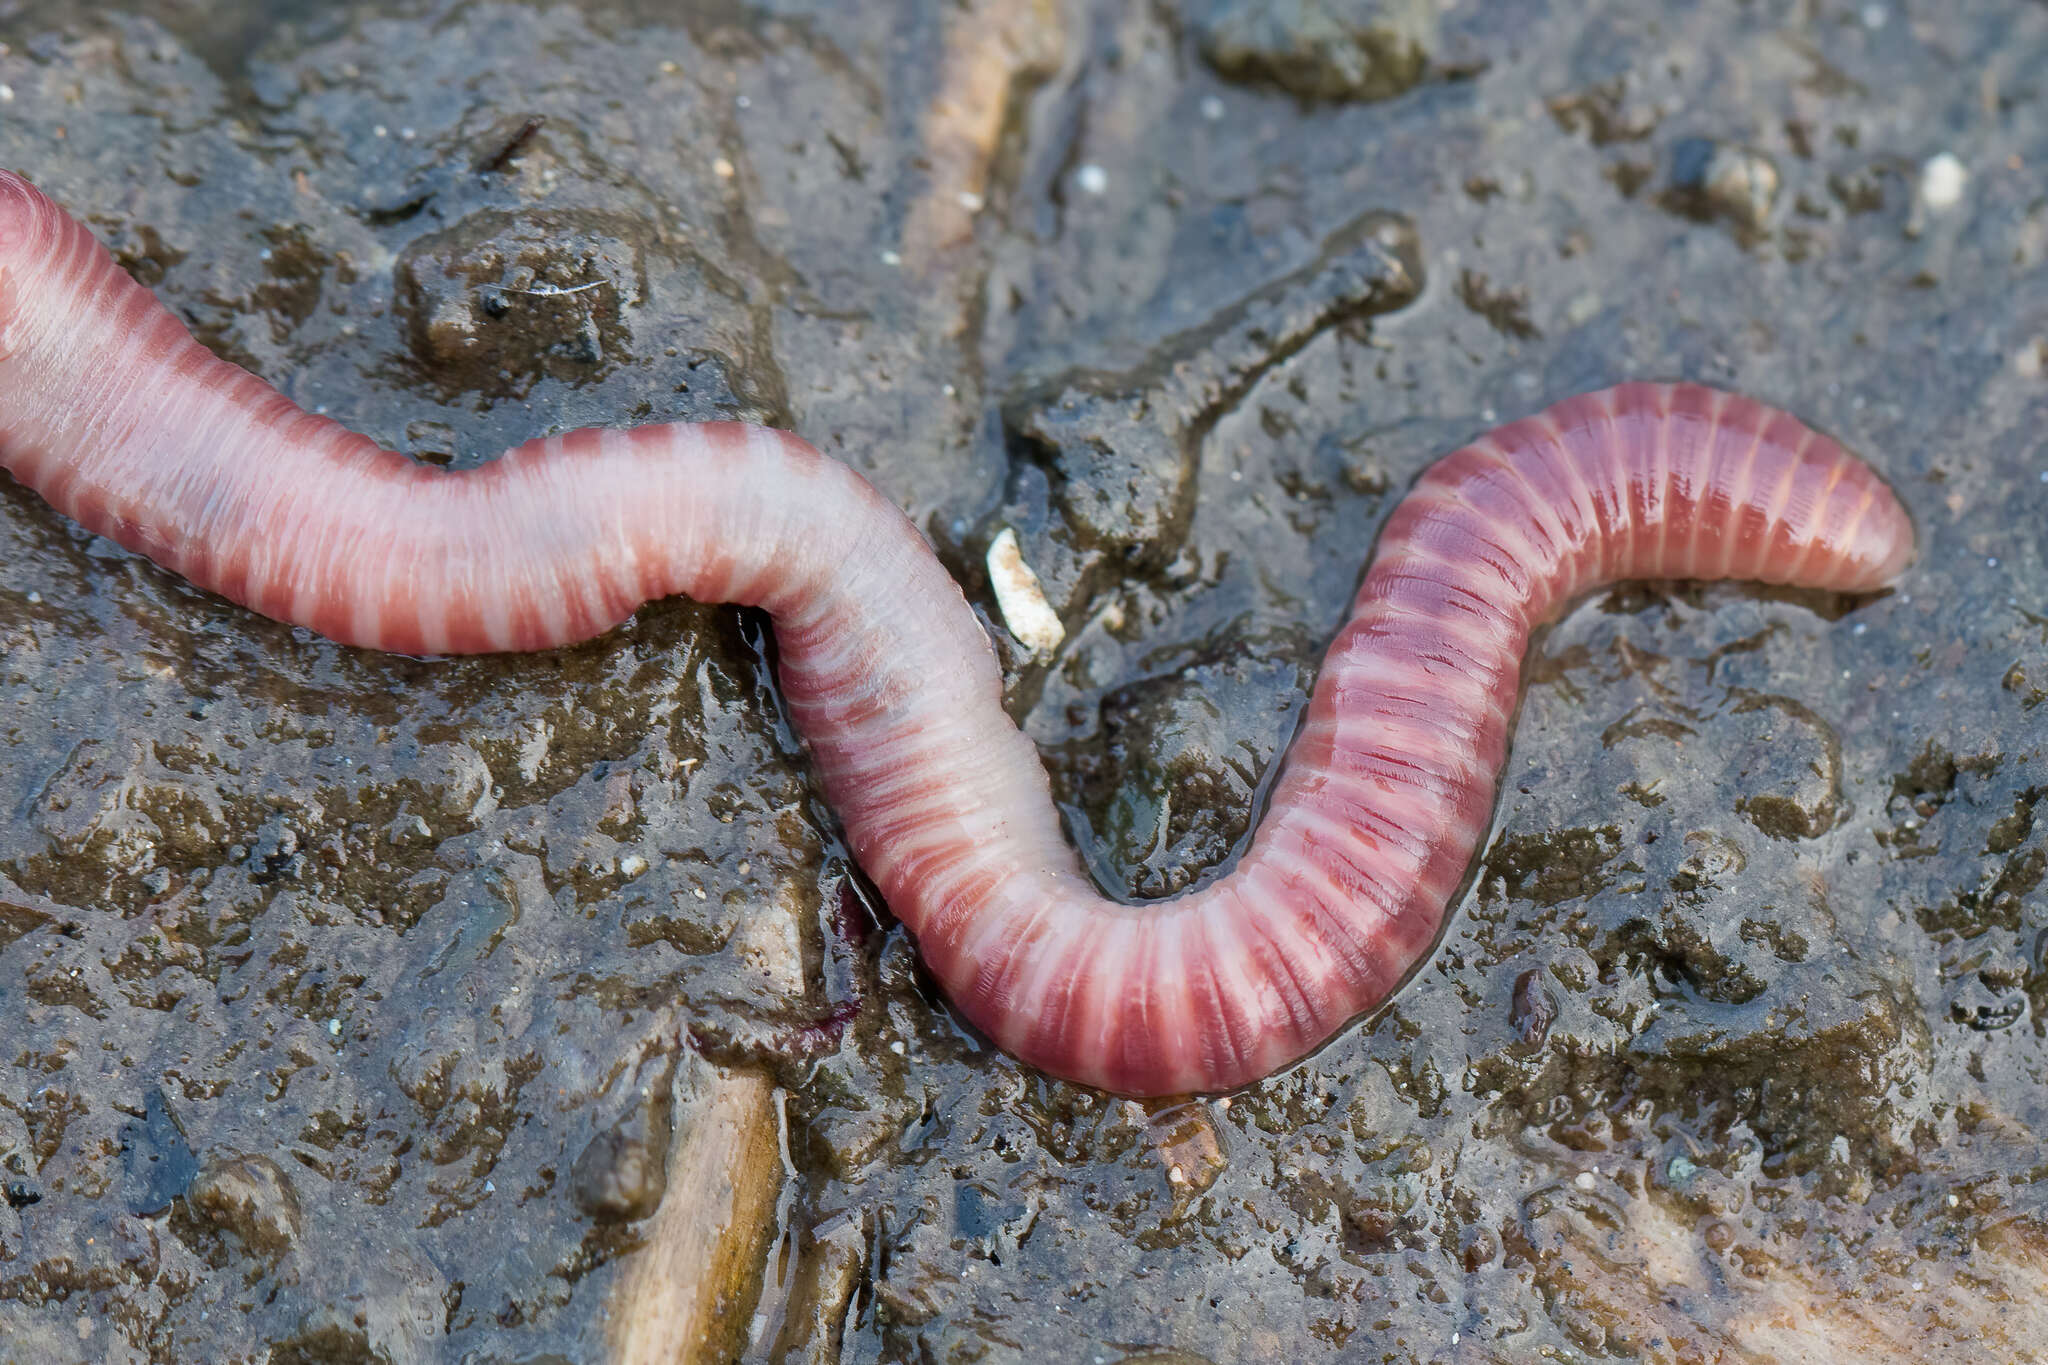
[2, 2, 2046, 1361]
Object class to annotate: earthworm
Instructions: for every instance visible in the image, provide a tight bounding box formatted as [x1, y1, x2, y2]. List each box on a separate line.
[0, 169, 1915, 1096]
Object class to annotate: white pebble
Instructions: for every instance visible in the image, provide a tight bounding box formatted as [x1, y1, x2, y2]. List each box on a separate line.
[957, 190, 984, 212]
[1919, 153, 1967, 211]
[986, 527, 1065, 654]
[1075, 163, 1109, 195]
[327, 1018, 341, 1035]
[712, 156, 735, 179]
[1573, 1171, 1596, 1191]
[879, 248, 901, 266]
[1199, 96, 1225, 121]
[0, 84, 14, 103]
[1861, 3, 1888, 27]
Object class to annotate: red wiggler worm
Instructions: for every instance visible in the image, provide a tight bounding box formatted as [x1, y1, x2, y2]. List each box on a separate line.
[0, 170, 1915, 1096]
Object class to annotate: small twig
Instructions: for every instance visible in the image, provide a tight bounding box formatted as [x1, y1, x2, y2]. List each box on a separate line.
[500, 280, 604, 297]
[477, 115, 546, 173]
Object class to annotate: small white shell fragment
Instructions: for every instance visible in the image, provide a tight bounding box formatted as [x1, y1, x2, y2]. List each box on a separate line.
[986, 527, 1065, 654]
[1918, 153, 1967, 211]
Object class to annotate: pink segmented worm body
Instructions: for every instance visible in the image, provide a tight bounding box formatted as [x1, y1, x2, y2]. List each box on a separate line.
[0, 170, 1914, 1095]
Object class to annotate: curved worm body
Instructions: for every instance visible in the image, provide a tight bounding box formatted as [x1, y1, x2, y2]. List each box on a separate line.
[0, 170, 1914, 1095]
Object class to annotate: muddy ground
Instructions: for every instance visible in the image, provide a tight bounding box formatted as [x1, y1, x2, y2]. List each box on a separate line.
[1, 1, 2046, 1362]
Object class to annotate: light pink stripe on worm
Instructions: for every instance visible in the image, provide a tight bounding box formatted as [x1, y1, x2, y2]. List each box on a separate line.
[0, 170, 1916, 1096]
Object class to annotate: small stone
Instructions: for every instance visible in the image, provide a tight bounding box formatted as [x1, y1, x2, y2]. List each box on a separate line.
[187, 1154, 303, 1256]
[394, 210, 642, 394]
[1664, 138, 1779, 231]
[1919, 153, 1967, 211]
[1509, 969, 1557, 1047]
[571, 1102, 671, 1223]
[1075, 163, 1109, 195]
[1187, 0, 1435, 103]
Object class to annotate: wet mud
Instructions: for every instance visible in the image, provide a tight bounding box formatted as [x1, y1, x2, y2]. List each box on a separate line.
[2, 1, 2047, 1362]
